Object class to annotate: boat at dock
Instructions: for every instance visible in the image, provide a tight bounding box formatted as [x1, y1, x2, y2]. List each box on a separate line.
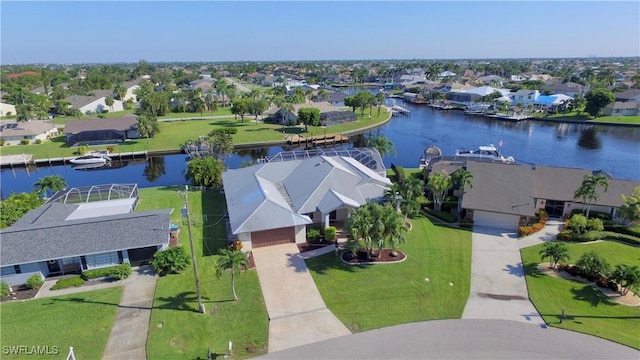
[418, 145, 443, 169]
[69, 152, 111, 165]
[454, 144, 514, 163]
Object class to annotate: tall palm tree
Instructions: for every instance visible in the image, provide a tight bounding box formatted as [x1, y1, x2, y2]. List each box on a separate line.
[400, 177, 423, 220]
[114, 83, 127, 103]
[452, 168, 473, 214]
[33, 175, 67, 198]
[384, 183, 402, 211]
[280, 102, 295, 126]
[368, 135, 396, 157]
[105, 96, 115, 113]
[426, 172, 453, 212]
[214, 249, 249, 301]
[618, 186, 640, 225]
[215, 79, 229, 107]
[574, 174, 609, 218]
[375, 91, 386, 116]
[381, 204, 408, 251]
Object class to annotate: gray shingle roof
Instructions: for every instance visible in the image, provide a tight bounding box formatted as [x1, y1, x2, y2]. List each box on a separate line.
[64, 115, 138, 134]
[222, 153, 391, 234]
[462, 161, 536, 216]
[533, 166, 592, 201]
[1, 203, 173, 266]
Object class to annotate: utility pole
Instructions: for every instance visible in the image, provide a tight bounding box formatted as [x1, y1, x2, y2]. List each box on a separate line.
[181, 185, 205, 313]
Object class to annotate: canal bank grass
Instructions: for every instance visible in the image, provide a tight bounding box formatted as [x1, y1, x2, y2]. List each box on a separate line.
[0, 287, 124, 359]
[306, 214, 471, 332]
[0, 108, 390, 160]
[539, 112, 640, 125]
[136, 187, 269, 359]
[521, 243, 640, 350]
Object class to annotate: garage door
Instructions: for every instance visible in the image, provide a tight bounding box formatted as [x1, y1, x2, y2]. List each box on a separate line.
[127, 246, 159, 266]
[252, 227, 295, 248]
[473, 211, 520, 231]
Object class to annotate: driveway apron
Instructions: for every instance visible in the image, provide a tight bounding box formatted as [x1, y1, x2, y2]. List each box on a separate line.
[462, 227, 542, 324]
[252, 243, 351, 353]
[102, 266, 157, 360]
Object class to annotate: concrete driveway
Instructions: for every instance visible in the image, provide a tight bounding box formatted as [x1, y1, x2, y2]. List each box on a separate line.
[252, 243, 351, 353]
[462, 227, 542, 324]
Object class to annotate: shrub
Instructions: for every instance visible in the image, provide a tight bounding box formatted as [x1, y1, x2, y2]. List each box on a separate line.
[425, 208, 456, 223]
[150, 246, 190, 276]
[51, 276, 85, 290]
[556, 230, 573, 241]
[111, 263, 132, 280]
[567, 214, 588, 234]
[0, 139, 4, 146]
[587, 218, 604, 232]
[228, 240, 243, 251]
[608, 280, 619, 292]
[460, 217, 474, 228]
[604, 223, 640, 238]
[566, 265, 581, 277]
[576, 251, 610, 280]
[307, 227, 321, 241]
[324, 226, 337, 242]
[106, 145, 115, 153]
[81, 267, 113, 280]
[1, 281, 10, 298]
[76, 145, 89, 155]
[35, 139, 42, 144]
[24, 274, 44, 289]
[441, 195, 458, 212]
[20, 139, 30, 145]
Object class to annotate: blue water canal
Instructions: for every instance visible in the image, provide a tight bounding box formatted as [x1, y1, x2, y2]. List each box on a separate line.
[2, 98, 639, 198]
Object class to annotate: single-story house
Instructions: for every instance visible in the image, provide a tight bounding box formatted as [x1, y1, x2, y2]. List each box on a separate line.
[65, 90, 124, 115]
[123, 80, 141, 102]
[64, 114, 140, 146]
[0, 184, 173, 286]
[602, 101, 640, 116]
[613, 89, 640, 103]
[541, 82, 587, 98]
[266, 101, 341, 124]
[425, 158, 640, 231]
[0, 121, 59, 145]
[512, 89, 540, 108]
[222, 149, 392, 250]
[0, 102, 16, 117]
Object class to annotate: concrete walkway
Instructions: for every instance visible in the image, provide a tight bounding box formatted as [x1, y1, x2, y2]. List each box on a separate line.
[102, 266, 158, 360]
[252, 243, 351, 353]
[519, 219, 564, 249]
[462, 227, 542, 324]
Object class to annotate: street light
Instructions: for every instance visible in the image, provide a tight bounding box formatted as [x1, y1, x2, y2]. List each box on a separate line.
[178, 185, 205, 314]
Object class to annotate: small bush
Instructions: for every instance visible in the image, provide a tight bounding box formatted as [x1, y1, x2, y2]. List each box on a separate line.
[35, 139, 42, 144]
[51, 276, 85, 290]
[150, 246, 190, 276]
[596, 276, 609, 288]
[111, 263, 132, 280]
[566, 265, 580, 277]
[324, 226, 337, 242]
[607, 280, 619, 292]
[20, 139, 30, 145]
[1, 281, 10, 298]
[556, 230, 573, 241]
[81, 267, 114, 280]
[441, 195, 458, 212]
[228, 240, 243, 251]
[24, 274, 44, 289]
[307, 227, 321, 241]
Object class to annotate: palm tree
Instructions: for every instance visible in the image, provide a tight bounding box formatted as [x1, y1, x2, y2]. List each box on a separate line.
[105, 96, 115, 113]
[214, 249, 249, 301]
[368, 135, 396, 157]
[384, 183, 402, 211]
[400, 177, 423, 220]
[618, 186, 640, 225]
[345, 203, 374, 258]
[280, 102, 295, 126]
[114, 83, 127, 103]
[33, 175, 67, 198]
[375, 91, 386, 116]
[137, 114, 160, 145]
[215, 79, 229, 107]
[452, 168, 473, 214]
[538, 242, 569, 269]
[317, 89, 329, 102]
[574, 174, 609, 218]
[184, 156, 224, 188]
[610, 264, 640, 295]
[426, 172, 453, 212]
[381, 204, 408, 251]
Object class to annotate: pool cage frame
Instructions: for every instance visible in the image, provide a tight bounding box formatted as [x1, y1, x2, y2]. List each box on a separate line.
[256, 147, 386, 176]
[46, 183, 139, 206]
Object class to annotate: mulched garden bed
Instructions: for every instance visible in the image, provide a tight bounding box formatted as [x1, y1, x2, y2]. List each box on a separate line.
[297, 242, 333, 253]
[1, 285, 39, 303]
[341, 249, 406, 264]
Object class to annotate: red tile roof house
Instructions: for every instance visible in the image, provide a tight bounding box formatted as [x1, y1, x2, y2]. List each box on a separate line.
[0, 121, 59, 145]
[63, 115, 140, 146]
[0, 184, 173, 286]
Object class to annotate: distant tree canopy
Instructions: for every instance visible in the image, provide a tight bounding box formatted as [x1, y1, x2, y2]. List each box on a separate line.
[584, 88, 615, 118]
[297, 107, 320, 130]
[1, 192, 42, 229]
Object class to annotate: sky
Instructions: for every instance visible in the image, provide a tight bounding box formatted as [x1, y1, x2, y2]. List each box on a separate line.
[1, 1, 639, 64]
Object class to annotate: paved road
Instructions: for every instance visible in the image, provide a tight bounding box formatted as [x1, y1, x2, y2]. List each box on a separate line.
[462, 226, 542, 324]
[258, 319, 639, 359]
[252, 243, 351, 353]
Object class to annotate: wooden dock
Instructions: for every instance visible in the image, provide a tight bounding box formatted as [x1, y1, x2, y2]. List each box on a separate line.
[0, 151, 148, 168]
[286, 134, 350, 148]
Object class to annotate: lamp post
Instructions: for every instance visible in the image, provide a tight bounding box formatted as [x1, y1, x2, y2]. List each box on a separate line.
[179, 185, 205, 313]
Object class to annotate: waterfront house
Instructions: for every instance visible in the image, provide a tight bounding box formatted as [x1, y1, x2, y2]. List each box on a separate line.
[602, 101, 640, 116]
[0, 184, 173, 286]
[541, 82, 587, 98]
[613, 89, 640, 102]
[512, 89, 540, 108]
[64, 114, 140, 146]
[222, 149, 391, 250]
[0, 121, 58, 145]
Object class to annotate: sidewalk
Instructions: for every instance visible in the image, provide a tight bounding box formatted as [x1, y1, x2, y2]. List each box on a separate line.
[519, 219, 564, 249]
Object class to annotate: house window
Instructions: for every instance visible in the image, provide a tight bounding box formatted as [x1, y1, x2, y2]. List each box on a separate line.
[84, 252, 120, 268]
[13, 265, 22, 274]
[1, 266, 15, 276]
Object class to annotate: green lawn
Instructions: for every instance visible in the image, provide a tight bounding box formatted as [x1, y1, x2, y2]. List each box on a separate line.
[137, 187, 269, 359]
[0, 287, 123, 359]
[0, 108, 390, 160]
[521, 242, 640, 350]
[306, 215, 471, 332]
[539, 111, 640, 125]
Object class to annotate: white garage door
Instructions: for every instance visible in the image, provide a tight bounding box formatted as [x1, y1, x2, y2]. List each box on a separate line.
[473, 211, 520, 231]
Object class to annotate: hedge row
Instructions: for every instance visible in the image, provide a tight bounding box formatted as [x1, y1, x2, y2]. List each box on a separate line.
[518, 209, 548, 237]
[51, 276, 85, 290]
[556, 230, 640, 246]
[81, 263, 132, 280]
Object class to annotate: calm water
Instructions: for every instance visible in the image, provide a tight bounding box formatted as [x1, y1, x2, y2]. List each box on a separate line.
[2, 99, 639, 198]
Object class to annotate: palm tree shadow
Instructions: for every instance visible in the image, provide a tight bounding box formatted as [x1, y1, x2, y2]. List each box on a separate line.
[503, 263, 525, 277]
[570, 284, 616, 307]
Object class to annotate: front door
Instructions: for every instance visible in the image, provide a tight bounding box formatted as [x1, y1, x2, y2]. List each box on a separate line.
[545, 200, 565, 218]
[47, 260, 61, 274]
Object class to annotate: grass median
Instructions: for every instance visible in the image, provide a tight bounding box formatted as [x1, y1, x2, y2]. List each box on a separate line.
[521, 241, 640, 350]
[137, 187, 269, 359]
[306, 214, 471, 332]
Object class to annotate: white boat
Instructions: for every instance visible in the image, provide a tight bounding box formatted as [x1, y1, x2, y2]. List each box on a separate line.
[69, 152, 111, 165]
[454, 145, 515, 163]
